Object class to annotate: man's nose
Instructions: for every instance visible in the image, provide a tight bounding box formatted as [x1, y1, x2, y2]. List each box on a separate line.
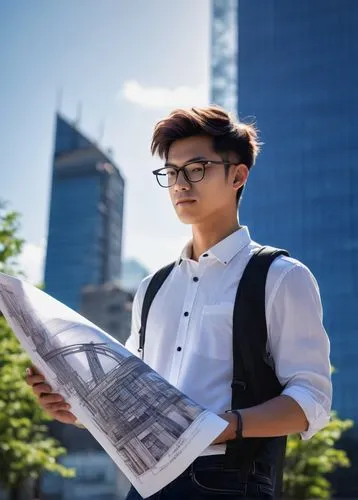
[174, 170, 190, 190]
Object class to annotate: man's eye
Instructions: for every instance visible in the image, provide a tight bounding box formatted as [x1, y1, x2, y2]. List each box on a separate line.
[189, 164, 204, 172]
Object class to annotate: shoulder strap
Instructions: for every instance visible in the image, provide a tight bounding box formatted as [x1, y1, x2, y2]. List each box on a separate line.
[138, 262, 175, 354]
[232, 245, 289, 408]
[225, 246, 289, 492]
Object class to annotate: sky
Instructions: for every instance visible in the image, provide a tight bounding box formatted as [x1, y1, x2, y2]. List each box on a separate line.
[0, 0, 211, 283]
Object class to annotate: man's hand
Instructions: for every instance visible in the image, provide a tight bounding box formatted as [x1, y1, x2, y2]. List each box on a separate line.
[25, 366, 77, 425]
[212, 412, 238, 444]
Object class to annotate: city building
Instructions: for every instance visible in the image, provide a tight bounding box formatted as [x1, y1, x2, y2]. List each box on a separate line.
[81, 281, 133, 345]
[40, 112, 127, 499]
[44, 113, 125, 311]
[211, 0, 358, 425]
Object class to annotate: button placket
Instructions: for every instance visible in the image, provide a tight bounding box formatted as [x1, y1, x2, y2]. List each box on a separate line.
[170, 266, 201, 384]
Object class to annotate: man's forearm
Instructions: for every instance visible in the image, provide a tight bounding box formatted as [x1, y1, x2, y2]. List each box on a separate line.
[213, 395, 309, 444]
[240, 395, 308, 437]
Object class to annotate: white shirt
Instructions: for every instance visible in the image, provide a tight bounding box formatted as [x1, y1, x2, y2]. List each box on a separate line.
[125, 227, 332, 454]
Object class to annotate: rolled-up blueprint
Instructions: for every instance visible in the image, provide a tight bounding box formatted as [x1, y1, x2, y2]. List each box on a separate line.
[0, 272, 227, 498]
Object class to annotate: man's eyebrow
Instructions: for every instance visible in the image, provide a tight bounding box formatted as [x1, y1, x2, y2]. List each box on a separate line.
[164, 156, 208, 167]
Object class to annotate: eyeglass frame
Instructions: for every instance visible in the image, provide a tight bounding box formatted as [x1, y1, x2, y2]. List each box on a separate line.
[152, 159, 236, 188]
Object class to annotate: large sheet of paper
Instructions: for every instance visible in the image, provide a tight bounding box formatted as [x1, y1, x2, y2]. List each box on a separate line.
[0, 273, 227, 498]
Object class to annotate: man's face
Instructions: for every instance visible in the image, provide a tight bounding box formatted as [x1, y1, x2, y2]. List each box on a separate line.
[166, 136, 243, 225]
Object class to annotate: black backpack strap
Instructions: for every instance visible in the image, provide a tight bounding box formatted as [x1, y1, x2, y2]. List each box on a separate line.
[138, 262, 175, 355]
[231, 246, 289, 406]
[225, 246, 289, 490]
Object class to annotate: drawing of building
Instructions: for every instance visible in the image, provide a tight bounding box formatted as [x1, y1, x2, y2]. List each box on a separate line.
[0, 283, 53, 356]
[0, 284, 203, 478]
[43, 343, 201, 477]
[85, 357, 201, 475]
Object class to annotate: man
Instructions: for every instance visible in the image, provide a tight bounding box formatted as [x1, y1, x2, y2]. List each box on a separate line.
[26, 106, 332, 499]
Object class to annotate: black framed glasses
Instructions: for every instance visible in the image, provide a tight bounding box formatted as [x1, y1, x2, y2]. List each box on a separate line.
[152, 160, 231, 188]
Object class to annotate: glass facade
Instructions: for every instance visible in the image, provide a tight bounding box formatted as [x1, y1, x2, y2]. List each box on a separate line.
[211, 0, 358, 422]
[44, 114, 125, 311]
[211, 0, 238, 112]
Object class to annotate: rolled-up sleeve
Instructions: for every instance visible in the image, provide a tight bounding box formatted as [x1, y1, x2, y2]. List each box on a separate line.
[267, 262, 332, 440]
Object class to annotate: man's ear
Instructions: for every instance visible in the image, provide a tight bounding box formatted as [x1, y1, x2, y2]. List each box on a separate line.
[233, 163, 249, 189]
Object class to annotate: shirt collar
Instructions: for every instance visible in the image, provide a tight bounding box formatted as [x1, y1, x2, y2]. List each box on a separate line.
[178, 226, 252, 266]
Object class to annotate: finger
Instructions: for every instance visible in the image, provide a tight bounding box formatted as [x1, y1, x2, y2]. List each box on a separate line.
[46, 402, 71, 412]
[32, 383, 52, 396]
[39, 393, 65, 405]
[25, 375, 45, 386]
[54, 410, 77, 423]
[58, 402, 71, 410]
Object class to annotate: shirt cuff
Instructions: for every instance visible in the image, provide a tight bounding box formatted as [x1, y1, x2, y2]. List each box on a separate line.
[281, 385, 330, 440]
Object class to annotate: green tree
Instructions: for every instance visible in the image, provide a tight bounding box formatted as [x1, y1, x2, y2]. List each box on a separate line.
[283, 411, 353, 499]
[0, 202, 24, 276]
[0, 201, 74, 499]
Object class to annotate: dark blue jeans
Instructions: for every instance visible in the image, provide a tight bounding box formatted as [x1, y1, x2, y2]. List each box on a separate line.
[125, 455, 274, 499]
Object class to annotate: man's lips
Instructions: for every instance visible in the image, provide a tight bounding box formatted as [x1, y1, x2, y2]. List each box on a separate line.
[175, 199, 197, 206]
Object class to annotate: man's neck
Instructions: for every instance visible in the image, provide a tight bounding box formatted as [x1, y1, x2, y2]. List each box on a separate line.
[191, 216, 241, 261]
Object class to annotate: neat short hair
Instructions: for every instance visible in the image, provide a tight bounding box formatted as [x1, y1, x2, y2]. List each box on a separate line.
[151, 105, 261, 204]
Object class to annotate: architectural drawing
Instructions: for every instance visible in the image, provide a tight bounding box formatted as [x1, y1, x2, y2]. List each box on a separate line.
[0, 273, 227, 497]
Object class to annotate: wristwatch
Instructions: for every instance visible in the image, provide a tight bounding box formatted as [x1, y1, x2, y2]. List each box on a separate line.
[225, 409, 243, 440]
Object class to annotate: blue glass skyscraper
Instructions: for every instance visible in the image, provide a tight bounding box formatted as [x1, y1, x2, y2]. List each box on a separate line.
[44, 114, 125, 311]
[211, 0, 358, 423]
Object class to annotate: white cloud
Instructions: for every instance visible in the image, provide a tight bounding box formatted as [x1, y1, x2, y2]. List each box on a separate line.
[18, 240, 46, 285]
[119, 80, 208, 109]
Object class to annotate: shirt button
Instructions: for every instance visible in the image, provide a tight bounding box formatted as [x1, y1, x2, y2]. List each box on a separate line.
[184, 311, 189, 317]
[193, 277, 199, 282]
[177, 346, 182, 352]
